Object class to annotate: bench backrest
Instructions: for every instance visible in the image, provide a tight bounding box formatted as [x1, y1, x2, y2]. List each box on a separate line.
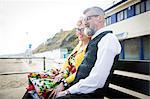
[105, 60, 150, 99]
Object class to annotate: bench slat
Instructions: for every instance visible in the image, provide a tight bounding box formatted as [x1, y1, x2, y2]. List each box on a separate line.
[105, 88, 137, 98]
[110, 74, 150, 95]
[115, 60, 150, 75]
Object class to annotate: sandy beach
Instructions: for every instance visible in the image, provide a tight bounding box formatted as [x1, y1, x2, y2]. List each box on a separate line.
[0, 59, 29, 99]
[0, 59, 51, 99]
[0, 58, 63, 99]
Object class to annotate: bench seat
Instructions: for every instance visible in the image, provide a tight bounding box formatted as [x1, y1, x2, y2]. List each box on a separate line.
[105, 60, 150, 99]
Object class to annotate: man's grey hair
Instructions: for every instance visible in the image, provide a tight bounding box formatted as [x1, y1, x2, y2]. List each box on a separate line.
[83, 6, 105, 17]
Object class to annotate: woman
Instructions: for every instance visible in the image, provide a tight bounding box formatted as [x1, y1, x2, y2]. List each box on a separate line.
[23, 19, 91, 99]
[58, 19, 91, 84]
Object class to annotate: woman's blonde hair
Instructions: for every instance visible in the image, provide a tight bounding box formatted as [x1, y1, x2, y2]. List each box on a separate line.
[77, 16, 85, 26]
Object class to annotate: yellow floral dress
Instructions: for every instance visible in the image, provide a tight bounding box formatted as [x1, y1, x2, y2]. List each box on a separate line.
[27, 42, 86, 98]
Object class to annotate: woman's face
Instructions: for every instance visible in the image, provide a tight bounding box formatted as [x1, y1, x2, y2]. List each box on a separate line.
[75, 23, 90, 41]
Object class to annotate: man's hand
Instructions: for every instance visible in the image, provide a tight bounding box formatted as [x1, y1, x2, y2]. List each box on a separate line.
[48, 82, 64, 99]
[56, 91, 66, 98]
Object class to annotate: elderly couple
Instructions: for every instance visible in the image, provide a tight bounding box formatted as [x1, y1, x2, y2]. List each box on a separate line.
[23, 6, 121, 99]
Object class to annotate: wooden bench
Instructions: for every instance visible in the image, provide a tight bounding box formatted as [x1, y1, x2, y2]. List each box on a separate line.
[105, 60, 150, 99]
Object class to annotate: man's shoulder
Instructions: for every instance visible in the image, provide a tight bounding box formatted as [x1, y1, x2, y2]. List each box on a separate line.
[103, 32, 117, 38]
[100, 33, 119, 43]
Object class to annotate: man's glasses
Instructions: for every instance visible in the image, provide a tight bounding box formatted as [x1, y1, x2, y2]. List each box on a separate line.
[75, 28, 84, 33]
[84, 15, 99, 21]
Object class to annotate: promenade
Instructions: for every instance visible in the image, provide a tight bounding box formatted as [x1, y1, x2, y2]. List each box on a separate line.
[0, 58, 61, 99]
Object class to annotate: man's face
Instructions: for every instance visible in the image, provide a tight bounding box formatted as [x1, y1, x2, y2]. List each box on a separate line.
[84, 14, 98, 36]
[83, 14, 99, 36]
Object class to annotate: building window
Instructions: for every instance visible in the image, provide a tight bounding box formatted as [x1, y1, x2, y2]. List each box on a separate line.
[124, 38, 140, 60]
[135, 1, 146, 15]
[143, 35, 150, 60]
[111, 14, 117, 24]
[106, 16, 111, 25]
[105, 18, 107, 26]
[135, 3, 141, 15]
[105, 17, 108, 25]
[117, 11, 124, 22]
[124, 9, 128, 19]
[119, 41, 125, 59]
[108, 17, 111, 25]
[105, 0, 149, 25]
[140, 1, 145, 13]
[127, 6, 135, 18]
[146, 0, 150, 11]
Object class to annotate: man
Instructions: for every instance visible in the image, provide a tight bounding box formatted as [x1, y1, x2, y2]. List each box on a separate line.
[55, 6, 121, 99]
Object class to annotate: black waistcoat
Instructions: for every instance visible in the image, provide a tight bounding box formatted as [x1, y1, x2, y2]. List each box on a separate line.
[73, 31, 113, 84]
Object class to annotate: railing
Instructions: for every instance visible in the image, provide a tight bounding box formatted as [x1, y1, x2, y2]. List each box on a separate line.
[0, 57, 46, 75]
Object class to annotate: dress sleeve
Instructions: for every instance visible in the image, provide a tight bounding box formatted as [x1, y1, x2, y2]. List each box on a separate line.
[65, 73, 76, 83]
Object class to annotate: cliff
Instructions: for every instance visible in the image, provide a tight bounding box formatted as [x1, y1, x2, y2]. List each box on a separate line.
[33, 29, 78, 54]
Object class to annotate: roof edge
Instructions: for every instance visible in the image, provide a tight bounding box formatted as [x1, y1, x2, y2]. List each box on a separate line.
[104, 0, 128, 12]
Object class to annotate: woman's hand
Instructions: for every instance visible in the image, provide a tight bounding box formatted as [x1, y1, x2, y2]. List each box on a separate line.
[51, 68, 59, 75]
[52, 73, 63, 83]
[50, 68, 60, 79]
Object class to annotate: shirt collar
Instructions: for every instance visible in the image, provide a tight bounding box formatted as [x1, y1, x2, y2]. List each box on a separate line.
[91, 27, 106, 39]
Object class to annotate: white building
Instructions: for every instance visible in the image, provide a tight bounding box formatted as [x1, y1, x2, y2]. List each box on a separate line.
[34, 48, 68, 59]
[105, 0, 150, 60]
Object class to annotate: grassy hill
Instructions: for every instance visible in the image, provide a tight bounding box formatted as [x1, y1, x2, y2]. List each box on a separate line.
[33, 29, 78, 54]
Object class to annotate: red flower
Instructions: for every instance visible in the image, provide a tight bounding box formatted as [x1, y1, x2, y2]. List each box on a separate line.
[67, 66, 72, 71]
[71, 67, 76, 74]
[26, 85, 35, 91]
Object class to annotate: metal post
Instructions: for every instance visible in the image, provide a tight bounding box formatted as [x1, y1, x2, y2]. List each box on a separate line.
[43, 57, 46, 70]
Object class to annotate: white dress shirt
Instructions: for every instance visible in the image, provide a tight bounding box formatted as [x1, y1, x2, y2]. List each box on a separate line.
[68, 28, 121, 94]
